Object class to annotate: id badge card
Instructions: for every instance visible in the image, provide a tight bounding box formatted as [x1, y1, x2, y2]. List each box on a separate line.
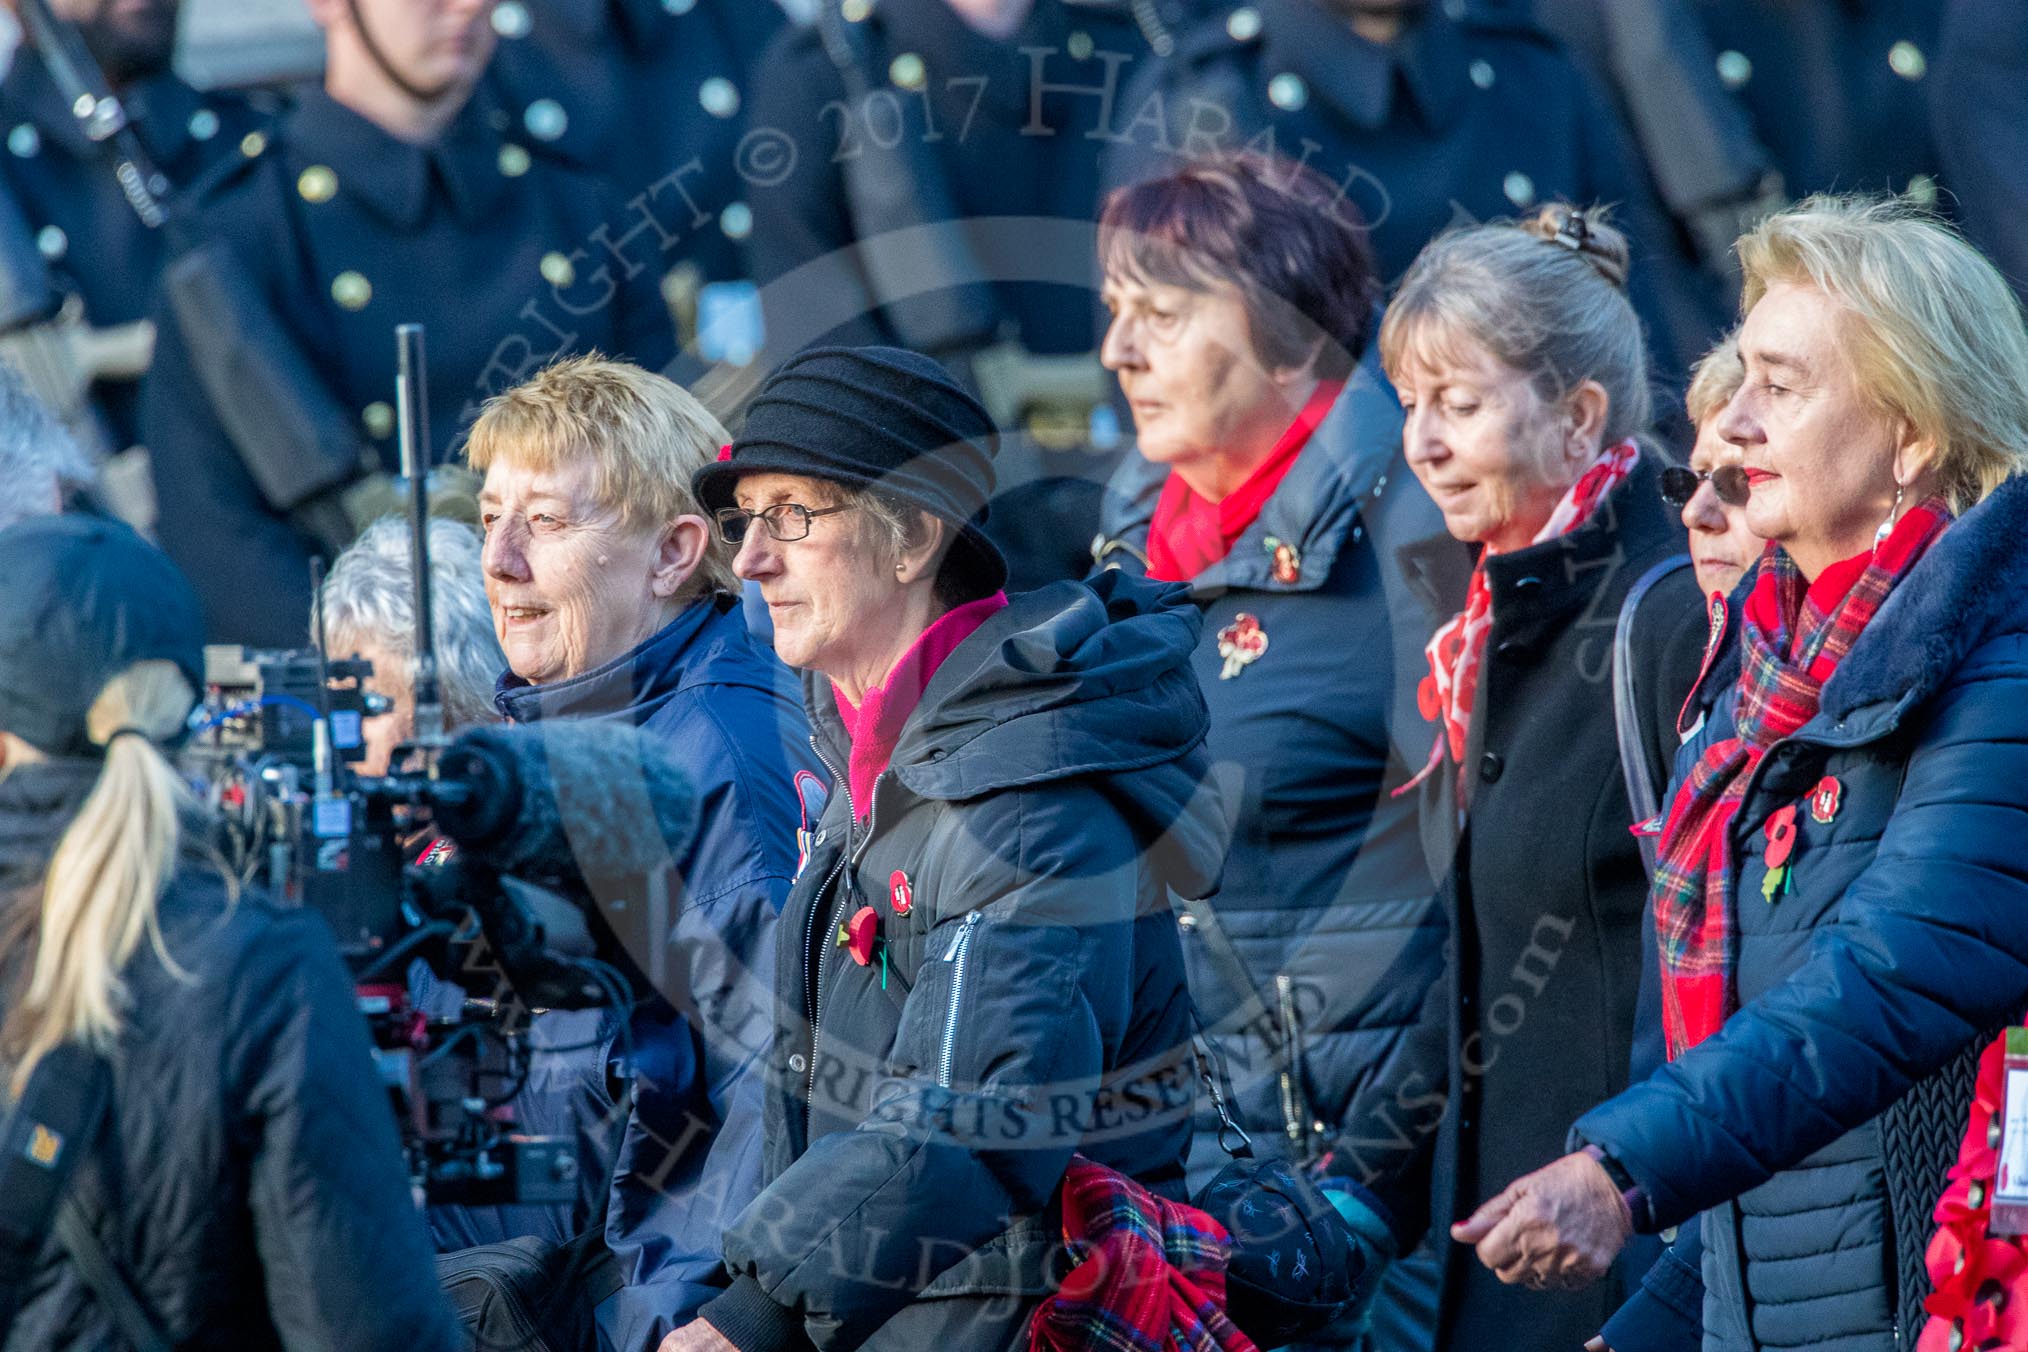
[1989, 1027, 2028, 1236]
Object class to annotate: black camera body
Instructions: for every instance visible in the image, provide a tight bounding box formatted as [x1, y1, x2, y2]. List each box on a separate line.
[183, 645, 596, 1211]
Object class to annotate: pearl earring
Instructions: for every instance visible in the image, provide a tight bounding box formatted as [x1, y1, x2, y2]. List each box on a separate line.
[1874, 481, 1906, 546]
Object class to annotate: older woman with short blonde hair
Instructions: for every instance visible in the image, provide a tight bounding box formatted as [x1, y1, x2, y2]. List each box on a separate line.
[1469, 196, 2028, 1352]
[464, 356, 822, 1352]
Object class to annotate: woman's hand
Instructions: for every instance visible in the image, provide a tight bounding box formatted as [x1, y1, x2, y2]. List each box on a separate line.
[659, 1319, 739, 1352]
[1450, 1150, 1632, 1290]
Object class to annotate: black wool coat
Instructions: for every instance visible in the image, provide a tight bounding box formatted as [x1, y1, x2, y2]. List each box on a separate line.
[1326, 451, 1706, 1352]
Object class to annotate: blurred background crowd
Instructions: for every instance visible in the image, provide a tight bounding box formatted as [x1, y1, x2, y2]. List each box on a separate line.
[9, 0, 2025, 647]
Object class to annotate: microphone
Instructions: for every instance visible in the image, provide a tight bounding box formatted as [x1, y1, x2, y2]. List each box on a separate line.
[430, 720, 700, 898]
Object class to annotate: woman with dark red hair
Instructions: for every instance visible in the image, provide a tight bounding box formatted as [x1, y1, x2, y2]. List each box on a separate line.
[1091, 151, 1460, 1349]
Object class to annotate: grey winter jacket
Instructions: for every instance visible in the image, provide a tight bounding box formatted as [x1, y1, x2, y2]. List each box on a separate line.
[698, 572, 1225, 1352]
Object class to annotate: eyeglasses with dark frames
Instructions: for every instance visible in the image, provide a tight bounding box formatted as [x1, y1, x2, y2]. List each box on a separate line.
[713, 502, 856, 545]
[1659, 464, 1751, 510]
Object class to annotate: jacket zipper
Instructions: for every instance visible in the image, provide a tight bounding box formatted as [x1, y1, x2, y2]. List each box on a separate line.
[937, 912, 982, 1088]
[1275, 972, 1306, 1150]
[803, 736, 853, 1107]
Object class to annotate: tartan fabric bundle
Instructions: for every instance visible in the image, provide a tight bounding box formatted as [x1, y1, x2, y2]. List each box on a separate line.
[1654, 497, 1953, 1057]
[1027, 1157, 1258, 1352]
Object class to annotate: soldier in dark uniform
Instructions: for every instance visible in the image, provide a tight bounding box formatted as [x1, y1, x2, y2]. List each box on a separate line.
[0, 0, 270, 467]
[1690, 0, 1942, 203]
[1102, 0, 1725, 383]
[742, 0, 1208, 589]
[482, 0, 787, 362]
[140, 0, 677, 648]
[1932, 0, 2028, 302]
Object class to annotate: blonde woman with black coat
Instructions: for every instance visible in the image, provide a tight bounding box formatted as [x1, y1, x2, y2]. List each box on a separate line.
[0, 517, 459, 1352]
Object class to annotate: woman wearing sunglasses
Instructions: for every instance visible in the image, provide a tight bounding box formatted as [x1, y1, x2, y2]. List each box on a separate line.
[1661, 334, 1761, 601]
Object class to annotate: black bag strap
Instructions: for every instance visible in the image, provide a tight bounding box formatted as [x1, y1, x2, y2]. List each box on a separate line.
[54, 1199, 171, 1352]
[0, 1045, 170, 1352]
[1613, 554, 1694, 878]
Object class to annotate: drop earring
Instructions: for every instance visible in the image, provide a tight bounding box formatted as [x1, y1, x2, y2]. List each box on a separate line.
[1874, 481, 1905, 547]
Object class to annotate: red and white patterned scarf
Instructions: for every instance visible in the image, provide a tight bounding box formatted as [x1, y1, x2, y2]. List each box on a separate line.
[1402, 439, 1641, 800]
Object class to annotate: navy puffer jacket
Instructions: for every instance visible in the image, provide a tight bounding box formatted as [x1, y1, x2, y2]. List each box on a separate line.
[699, 572, 1224, 1352]
[1575, 474, 2028, 1351]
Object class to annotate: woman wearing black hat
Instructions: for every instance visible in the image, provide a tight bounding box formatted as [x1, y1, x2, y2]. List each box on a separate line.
[0, 518, 460, 1352]
[671, 346, 1226, 1352]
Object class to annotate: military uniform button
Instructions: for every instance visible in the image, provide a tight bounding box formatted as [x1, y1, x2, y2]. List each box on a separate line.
[1067, 30, 1094, 61]
[1502, 171, 1535, 208]
[35, 225, 65, 262]
[239, 130, 268, 158]
[1267, 72, 1308, 111]
[296, 165, 338, 203]
[539, 251, 575, 287]
[1888, 41, 1926, 81]
[7, 124, 38, 158]
[699, 77, 740, 119]
[889, 53, 926, 90]
[1715, 50, 1752, 89]
[188, 107, 220, 141]
[497, 143, 532, 177]
[1469, 58, 1495, 90]
[363, 402, 395, 439]
[331, 271, 373, 310]
[524, 98, 568, 142]
[841, 0, 872, 21]
[491, 1, 531, 39]
[1225, 7, 1261, 42]
[721, 202, 754, 240]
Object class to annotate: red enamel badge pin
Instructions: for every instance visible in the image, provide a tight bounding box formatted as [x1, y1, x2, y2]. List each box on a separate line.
[889, 870, 913, 916]
[1808, 776, 1843, 824]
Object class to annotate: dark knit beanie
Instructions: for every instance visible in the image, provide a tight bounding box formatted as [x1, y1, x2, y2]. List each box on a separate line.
[0, 516, 205, 758]
[692, 345, 1007, 595]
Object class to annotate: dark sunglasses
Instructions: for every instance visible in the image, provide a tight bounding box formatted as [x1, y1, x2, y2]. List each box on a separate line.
[713, 501, 855, 545]
[1659, 464, 1750, 509]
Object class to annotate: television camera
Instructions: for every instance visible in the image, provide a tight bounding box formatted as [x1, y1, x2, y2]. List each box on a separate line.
[177, 327, 692, 1208]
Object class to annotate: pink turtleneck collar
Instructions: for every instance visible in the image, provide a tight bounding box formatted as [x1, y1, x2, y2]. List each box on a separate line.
[831, 592, 1008, 819]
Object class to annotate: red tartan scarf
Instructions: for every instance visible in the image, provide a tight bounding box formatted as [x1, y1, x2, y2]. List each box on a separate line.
[1145, 381, 1342, 582]
[1653, 497, 1953, 1057]
[1028, 1157, 1259, 1352]
[1401, 439, 1640, 799]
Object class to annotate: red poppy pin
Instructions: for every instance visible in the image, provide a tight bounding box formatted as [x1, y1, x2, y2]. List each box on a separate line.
[1761, 804, 1798, 902]
[1808, 775, 1843, 824]
[1216, 612, 1269, 680]
[1263, 535, 1301, 585]
[838, 906, 880, 967]
[889, 869, 913, 916]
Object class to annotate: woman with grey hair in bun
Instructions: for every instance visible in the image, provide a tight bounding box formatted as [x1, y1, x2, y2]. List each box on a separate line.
[1313, 205, 1707, 1352]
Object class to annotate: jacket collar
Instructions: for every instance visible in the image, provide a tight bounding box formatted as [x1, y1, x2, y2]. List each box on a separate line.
[1683, 474, 2028, 741]
[1097, 328, 1405, 594]
[1257, 0, 1464, 133]
[1394, 450, 1680, 654]
[494, 593, 751, 724]
[283, 83, 515, 231]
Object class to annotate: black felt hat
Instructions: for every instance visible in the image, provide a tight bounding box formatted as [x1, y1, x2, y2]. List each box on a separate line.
[693, 345, 1007, 594]
[0, 516, 204, 757]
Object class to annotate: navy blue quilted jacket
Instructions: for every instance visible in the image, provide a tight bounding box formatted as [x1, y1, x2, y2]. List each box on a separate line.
[1575, 475, 2028, 1351]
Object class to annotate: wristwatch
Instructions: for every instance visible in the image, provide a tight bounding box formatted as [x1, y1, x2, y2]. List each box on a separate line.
[1582, 1143, 1651, 1232]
